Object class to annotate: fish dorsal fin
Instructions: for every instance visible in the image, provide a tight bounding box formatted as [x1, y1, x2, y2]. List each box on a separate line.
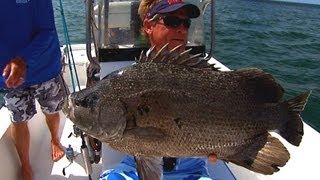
[137, 43, 220, 71]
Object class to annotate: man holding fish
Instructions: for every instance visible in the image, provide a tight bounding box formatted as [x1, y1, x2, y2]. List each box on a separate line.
[66, 0, 310, 179]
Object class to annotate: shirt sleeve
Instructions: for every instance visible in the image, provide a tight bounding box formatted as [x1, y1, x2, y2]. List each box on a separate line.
[16, 0, 61, 69]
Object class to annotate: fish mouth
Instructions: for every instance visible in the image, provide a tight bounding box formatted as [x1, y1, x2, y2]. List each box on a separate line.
[63, 94, 75, 120]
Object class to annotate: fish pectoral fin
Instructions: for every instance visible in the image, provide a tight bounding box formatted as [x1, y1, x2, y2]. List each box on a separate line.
[124, 127, 165, 141]
[135, 155, 163, 180]
[230, 133, 289, 175]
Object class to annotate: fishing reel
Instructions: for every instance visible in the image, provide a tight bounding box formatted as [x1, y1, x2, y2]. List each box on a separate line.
[64, 125, 101, 180]
[66, 144, 75, 163]
[62, 144, 79, 176]
[68, 124, 83, 138]
[68, 125, 102, 164]
[62, 144, 93, 180]
[63, 125, 91, 177]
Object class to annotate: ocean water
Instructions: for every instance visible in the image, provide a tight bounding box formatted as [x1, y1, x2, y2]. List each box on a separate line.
[211, 0, 320, 131]
[53, 0, 320, 131]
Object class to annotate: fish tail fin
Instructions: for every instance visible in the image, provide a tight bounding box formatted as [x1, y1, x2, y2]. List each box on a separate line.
[280, 91, 311, 146]
[230, 134, 289, 175]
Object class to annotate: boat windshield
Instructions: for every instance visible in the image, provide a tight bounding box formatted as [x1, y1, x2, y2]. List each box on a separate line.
[93, 0, 206, 50]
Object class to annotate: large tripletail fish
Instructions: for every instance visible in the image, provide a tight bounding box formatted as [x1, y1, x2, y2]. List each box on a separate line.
[65, 45, 311, 179]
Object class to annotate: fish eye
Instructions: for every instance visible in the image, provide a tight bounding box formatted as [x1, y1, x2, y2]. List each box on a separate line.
[74, 93, 99, 108]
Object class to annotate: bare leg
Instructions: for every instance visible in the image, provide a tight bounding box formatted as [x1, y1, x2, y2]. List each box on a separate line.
[11, 122, 33, 180]
[44, 112, 65, 162]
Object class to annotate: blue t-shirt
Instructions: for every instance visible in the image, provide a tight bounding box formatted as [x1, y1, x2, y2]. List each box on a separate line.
[0, 0, 62, 88]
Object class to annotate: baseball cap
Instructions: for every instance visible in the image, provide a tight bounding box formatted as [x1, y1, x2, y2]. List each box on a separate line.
[146, 0, 200, 19]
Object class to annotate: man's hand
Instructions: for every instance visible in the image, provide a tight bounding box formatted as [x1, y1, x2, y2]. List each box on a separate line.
[208, 153, 218, 164]
[3, 56, 26, 88]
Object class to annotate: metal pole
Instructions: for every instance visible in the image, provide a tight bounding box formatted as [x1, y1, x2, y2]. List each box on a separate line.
[86, 0, 94, 62]
[104, 0, 110, 47]
[207, 0, 216, 58]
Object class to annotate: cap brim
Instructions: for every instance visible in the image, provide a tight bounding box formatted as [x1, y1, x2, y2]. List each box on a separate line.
[157, 3, 200, 18]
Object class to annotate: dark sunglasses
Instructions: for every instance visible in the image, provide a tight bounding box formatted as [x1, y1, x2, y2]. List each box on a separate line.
[158, 16, 191, 29]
